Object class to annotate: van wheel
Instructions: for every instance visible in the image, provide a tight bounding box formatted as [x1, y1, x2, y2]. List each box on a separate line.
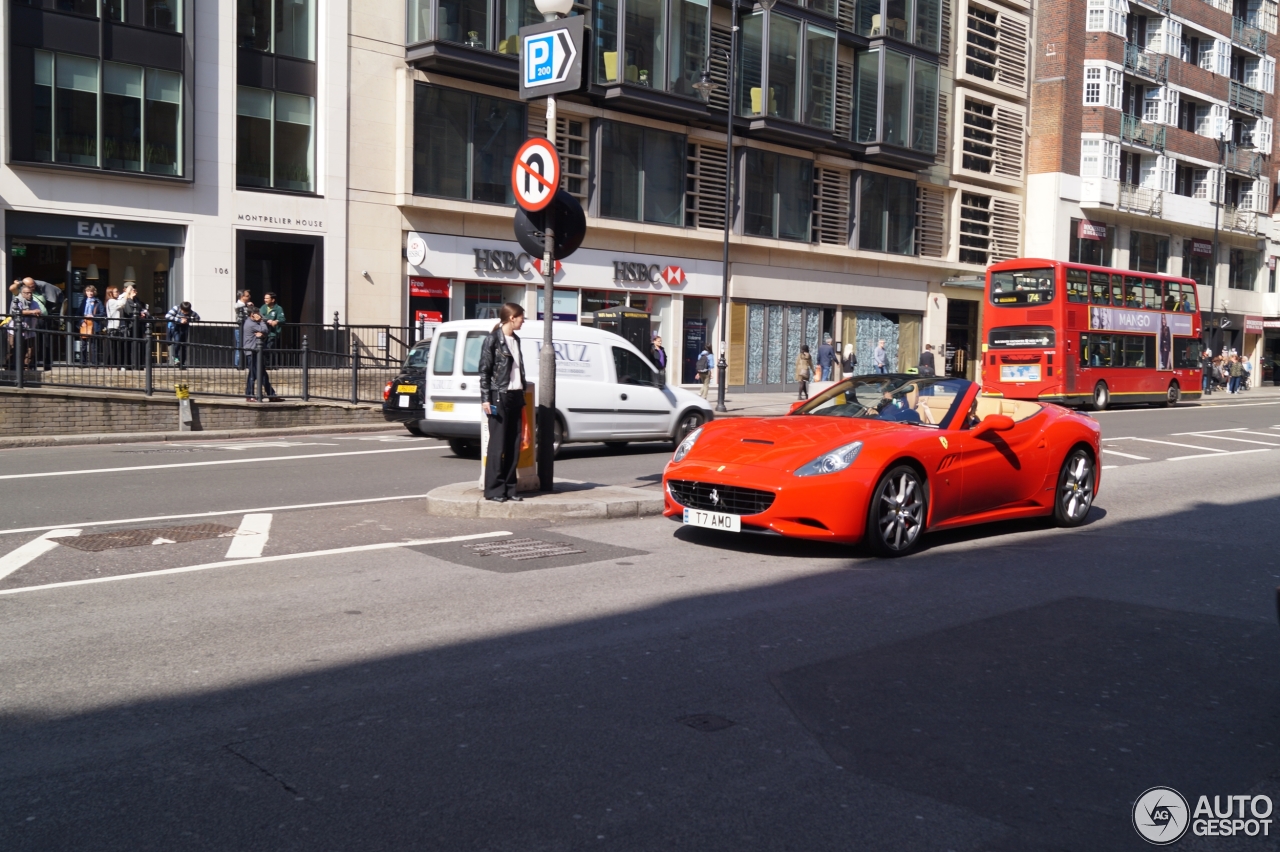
[448, 439, 480, 459]
[1088, 381, 1109, 411]
[604, 441, 628, 452]
[673, 410, 705, 445]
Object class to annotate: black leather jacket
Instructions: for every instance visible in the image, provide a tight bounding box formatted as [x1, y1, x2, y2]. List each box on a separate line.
[478, 326, 527, 407]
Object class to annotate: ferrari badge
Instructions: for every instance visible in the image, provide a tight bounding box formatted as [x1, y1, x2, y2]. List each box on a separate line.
[938, 436, 949, 449]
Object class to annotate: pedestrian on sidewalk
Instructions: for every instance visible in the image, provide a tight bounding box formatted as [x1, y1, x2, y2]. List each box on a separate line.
[873, 339, 888, 374]
[242, 309, 280, 401]
[166, 302, 200, 368]
[918, 343, 937, 377]
[7, 281, 41, 368]
[1228, 354, 1244, 393]
[842, 343, 857, 376]
[234, 290, 256, 369]
[1242, 356, 1253, 391]
[696, 344, 714, 399]
[816, 334, 835, 382]
[478, 302, 527, 503]
[1200, 348, 1214, 395]
[261, 292, 285, 364]
[795, 344, 814, 400]
[80, 285, 106, 366]
[650, 334, 667, 378]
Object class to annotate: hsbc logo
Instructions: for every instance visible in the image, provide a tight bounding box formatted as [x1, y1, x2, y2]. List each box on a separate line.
[611, 261, 686, 286]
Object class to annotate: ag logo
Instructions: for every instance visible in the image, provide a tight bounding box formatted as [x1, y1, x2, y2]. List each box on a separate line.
[1133, 787, 1189, 845]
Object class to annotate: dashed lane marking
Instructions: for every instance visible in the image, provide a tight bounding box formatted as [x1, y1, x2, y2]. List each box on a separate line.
[0, 531, 513, 597]
[1126, 438, 1228, 453]
[225, 514, 273, 560]
[0, 529, 81, 582]
[1182, 434, 1280, 446]
[1168, 448, 1272, 462]
[1103, 449, 1150, 460]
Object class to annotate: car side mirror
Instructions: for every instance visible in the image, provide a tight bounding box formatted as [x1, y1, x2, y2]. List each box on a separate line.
[972, 413, 1015, 438]
[788, 400, 807, 414]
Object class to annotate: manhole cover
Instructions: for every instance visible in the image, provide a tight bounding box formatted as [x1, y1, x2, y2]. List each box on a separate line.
[461, 537, 586, 562]
[678, 714, 735, 733]
[58, 523, 237, 552]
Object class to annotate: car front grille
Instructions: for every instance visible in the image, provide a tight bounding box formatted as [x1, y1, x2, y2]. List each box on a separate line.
[667, 480, 775, 516]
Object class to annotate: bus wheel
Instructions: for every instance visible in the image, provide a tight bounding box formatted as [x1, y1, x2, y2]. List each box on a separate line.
[1089, 382, 1109, 412]
[1155, 382, 1180, 408]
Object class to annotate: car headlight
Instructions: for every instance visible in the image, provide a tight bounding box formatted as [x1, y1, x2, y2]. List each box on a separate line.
[672, 426, 703, 463]
[795, 441, 863, 477]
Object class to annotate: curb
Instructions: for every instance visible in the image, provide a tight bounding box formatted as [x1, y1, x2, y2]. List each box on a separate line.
[0, 423, 405, 450]
[425, 480, 664, 520]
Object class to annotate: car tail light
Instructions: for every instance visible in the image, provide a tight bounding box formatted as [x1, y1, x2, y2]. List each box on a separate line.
[383, 381, 393, 401]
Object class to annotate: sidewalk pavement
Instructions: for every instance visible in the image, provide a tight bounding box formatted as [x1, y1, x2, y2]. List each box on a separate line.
[0, 423, 403, 450]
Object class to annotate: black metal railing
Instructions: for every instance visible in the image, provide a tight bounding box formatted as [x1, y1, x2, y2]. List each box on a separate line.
[1, 318, 404, 405]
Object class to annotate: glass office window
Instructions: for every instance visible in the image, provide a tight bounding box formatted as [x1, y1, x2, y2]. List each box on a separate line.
[911, 60, 938, 153]
[105, 0, 124, 20]
[145, 0, 181, 31]
[274, 93, 314, 192]
[145, 69, 182, 176]
[593, 0, 708, 93]
[855, 48, 879, 143]
[55, 54, 98, 167]
[738, 13, 764, 114]
[855, 0, 938, 46]
[470, 95, 523, 203]
[498, 0, 539, 54]
[768, 14, 800, 121]
[626, 0, 666, 89]
[412, 85, 524, 204]
[436, 0, 489, 46]
[914, 0, 940, 49]
[239, 0, 273, 50]
[855, 48, 937, 151]
[33, 50, 53, 163]
[881, 50, 910, 147]
[776, 154, 812, 240]
[240, 0, 314, 56]
[743, 148, 813, 241]
[102, 62, 143, 172]
[859, 172, 916, 255]
[236, 86, 274, 188]
[803, 24, 836, 129]
[600, 121, 684, 225]
[596, 0, 621, 80]
[669, 0, 709, 97]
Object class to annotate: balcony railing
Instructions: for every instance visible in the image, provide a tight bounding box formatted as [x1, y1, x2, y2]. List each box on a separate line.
[1229, 81, 1265, 115]
[1232, 17, 1268, 53]
[1130, 0, 1171, 12]
[1225, 145, 1262, 176]
[1124, 42, 1169, 82]
[1119, 184, 1164, 217]
[1121, 114, 1167, 150]
[1223, 204, 1261, 234]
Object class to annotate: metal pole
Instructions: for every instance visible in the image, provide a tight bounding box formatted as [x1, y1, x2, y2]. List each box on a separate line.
[537, 94, 558, 492]
[350, 335, 360, 405]
[144, 327, 154, 396]
[301, 335, 310, 401]
[1209, 133, 1224, 352]
[14, 312, 24, 390]
[715, 1, 738, 414]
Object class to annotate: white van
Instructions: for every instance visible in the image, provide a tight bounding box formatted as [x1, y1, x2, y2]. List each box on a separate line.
[416, 319, 714, 455]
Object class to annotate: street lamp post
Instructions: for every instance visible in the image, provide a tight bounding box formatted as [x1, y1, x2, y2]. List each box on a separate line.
[1208, 130, 1227, 353]
[693, 0, 760, 413]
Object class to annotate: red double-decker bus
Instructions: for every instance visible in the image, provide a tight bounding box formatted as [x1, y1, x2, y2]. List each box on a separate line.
[980, 259, 1203, 410]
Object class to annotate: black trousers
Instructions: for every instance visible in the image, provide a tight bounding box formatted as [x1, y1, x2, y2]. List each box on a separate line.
[484, 390, 525, 499]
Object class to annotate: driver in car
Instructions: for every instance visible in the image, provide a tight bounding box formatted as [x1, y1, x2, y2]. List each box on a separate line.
[876, 389, 922, 424]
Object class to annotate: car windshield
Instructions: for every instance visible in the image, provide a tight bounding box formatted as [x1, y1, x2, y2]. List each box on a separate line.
[404, 344, 430, 370]
[793, 376, 974, 429]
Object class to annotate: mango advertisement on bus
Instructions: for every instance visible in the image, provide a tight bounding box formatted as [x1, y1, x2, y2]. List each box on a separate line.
[1088, 307, 1193, 337]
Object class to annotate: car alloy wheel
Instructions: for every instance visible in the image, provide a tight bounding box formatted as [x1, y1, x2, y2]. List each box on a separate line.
[1054, 448, 1095, 527]
[867, 465, 927, 557]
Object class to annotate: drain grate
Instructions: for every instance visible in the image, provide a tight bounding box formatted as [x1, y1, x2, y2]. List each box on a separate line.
[461, 537, 586, 562]
[678, 714, 736, 733]
[57, 523, 237, 552]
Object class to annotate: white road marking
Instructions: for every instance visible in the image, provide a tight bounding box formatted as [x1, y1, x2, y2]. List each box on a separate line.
[1129, 438, 1228, 453]
[225, 513, 273, 559]
[1168, 448, 1271, 462]
[1170, 428, 1258, 435]
[1103, 449, 1150, 460]
[1181, 433, 1280, 446]
[0, 445, 448, 482]
[1101, 465, 1118, 470]
[0, 531, 513, 597]
[151, 537, 176, 545]
[0, 529, 81, 582]
[189, 441, 339, 450]
[0, 494, 436, 538]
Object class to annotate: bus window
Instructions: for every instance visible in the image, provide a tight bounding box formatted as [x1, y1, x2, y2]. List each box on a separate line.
[1090, 272, 1111, 305]
[989, 267, 1055, 305]
[1177, 282, 1198, 312]
[1143, 279, 1162, 310]
[1122, 335, 1151, 367]
[1111, 274, 1125, 307]
[1163, 282, 1179, 311]
[1082, 333, 1114, 367]
[1124, 276, 1144, 308]
[1173, 338, 1201, 368]
[1066, 268, 1089, 303]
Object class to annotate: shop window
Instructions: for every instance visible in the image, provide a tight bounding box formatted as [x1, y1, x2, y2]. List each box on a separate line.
[1128, 231, 1168, 274]
[412, 84, 524, 204]
[743, 149, 813, 242]
[1229, 247, 1260, 290]
[853, 0, 941, 51]
[1181, 239, 1212, 288]
[858, 171, 915, 255]
[738, 12, 837, 130]
[1069, 218, 1113, 265]
[237, 87, 315, 192]
[239, 0, 315, 59]
[853, 48, 938, 153]
[599, 121, 685, 226]
[592, 0, 709, 96]
[23, 51, 183, 176]
[464, 284, 505, 319]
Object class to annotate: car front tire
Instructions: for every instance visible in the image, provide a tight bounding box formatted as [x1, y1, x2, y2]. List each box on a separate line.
[865, 464, 928, 557]
[1054, 447, 1096, 527]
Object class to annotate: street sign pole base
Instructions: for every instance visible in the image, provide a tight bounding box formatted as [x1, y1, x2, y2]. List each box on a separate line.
[536, 404, 556, 493]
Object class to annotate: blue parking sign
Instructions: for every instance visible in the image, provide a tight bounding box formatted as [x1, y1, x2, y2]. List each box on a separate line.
[526, 35, 555, 83]
[517, 16, 583, 99]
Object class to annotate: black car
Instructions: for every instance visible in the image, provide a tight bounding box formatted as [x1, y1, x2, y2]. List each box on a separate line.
[382, 341, 430, 435]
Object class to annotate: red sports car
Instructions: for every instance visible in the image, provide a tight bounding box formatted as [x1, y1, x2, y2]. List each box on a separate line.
[663, 375, 1101, 556]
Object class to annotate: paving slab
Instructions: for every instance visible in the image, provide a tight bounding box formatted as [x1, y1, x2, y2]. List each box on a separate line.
[426, 479, 664, 520]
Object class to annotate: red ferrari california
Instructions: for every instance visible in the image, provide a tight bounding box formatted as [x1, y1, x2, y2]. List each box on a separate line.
[663, 375, 1101, 556]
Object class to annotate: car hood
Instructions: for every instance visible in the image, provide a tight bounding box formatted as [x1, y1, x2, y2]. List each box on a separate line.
[684, 416, 910, 470]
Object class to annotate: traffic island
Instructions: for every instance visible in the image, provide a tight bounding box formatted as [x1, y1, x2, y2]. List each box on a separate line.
[425, 480, 664, 520]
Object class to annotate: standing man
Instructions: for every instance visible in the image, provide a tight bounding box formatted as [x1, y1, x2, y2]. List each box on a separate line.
[165, 301, 200, 368]
[918, 343, 936, 377]
[242, 308, 279, 401]
[81, 285, 106, 365]
[816, 334, 835, 382]
[1200, 347, 1214, 395]
[696, 343, 715, 399]
[478, 303, 528, 503]
[7, 281, 41, 368]
[260, 292, 285, 363]
[233, 290, 255, 368]
[873, 339, 888, 374]
[650, 334, 667, 378]
[21, 277, 62, 371]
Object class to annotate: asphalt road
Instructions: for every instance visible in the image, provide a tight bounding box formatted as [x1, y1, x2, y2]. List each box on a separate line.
[3, 394, 1280, 851]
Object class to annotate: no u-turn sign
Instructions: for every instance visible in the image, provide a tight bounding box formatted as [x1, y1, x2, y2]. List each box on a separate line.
[511, 138, 560, 212]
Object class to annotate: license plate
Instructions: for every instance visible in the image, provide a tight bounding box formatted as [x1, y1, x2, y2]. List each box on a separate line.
[683, 508, 741, 532]
[397, 384, 417, 393]
[398, 395, 412, 408]
[1000, 364, 1041, 382]
[432, 401, 454, 412]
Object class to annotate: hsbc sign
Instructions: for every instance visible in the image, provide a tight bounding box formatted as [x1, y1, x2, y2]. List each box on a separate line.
[612, 261, 685, 286]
